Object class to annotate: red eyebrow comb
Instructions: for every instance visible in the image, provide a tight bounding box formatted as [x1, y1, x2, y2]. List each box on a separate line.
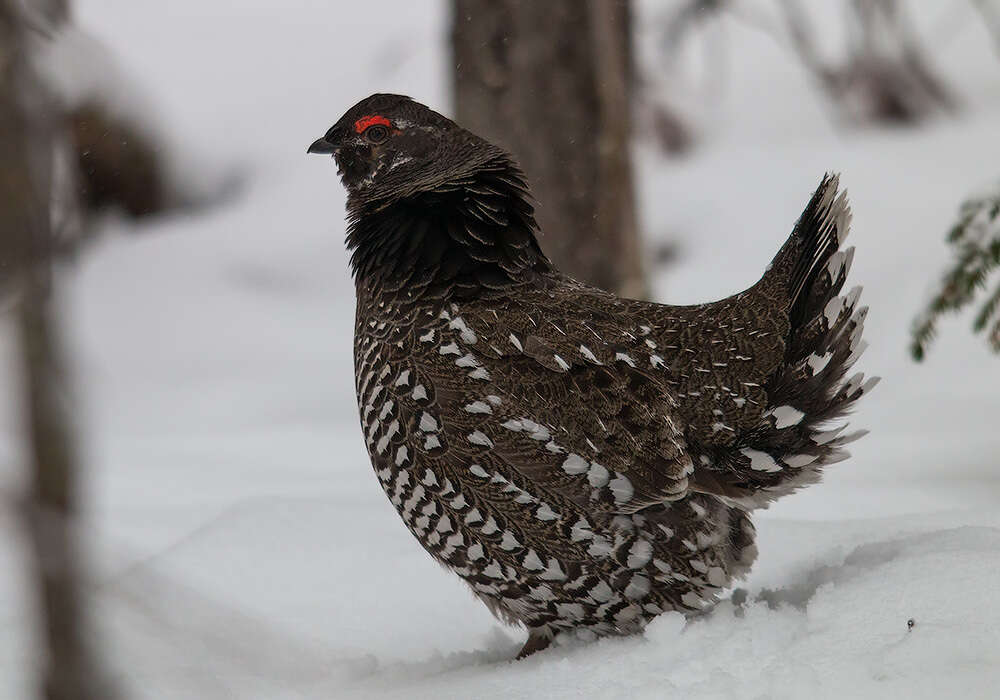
[354, 114, 392, 133]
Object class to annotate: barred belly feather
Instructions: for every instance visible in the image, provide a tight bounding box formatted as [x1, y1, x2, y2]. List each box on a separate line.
[355, 299, 759, 646]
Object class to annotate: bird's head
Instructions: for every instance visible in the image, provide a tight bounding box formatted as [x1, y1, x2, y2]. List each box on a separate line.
[308, 93, 500, 207]
[308, 94, 548, 294]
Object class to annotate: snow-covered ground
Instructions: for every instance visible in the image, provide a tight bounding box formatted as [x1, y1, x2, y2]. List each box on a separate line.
[2, 2, 999, 698]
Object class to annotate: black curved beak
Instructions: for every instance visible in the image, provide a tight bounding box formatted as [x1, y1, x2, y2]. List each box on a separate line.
[307, 137, 337, 155]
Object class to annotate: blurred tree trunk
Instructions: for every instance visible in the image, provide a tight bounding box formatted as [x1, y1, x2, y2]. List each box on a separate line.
[0, 1, 115, 698]
[452, 0, 647, 298]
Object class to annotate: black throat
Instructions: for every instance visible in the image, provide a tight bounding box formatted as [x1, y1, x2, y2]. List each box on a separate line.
[345, 157, 551, 303]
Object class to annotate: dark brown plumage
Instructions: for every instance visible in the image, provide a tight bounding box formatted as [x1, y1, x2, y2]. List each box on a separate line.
[308, 94, 876, 657]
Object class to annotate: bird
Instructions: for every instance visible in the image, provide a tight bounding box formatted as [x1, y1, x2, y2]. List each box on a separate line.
[308, 93, 876, 658]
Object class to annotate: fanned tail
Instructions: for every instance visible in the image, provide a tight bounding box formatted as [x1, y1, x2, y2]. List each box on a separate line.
[695, 175, 878, 509]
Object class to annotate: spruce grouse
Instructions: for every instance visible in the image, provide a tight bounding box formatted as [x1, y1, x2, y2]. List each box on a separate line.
[308, 94, 876, 658]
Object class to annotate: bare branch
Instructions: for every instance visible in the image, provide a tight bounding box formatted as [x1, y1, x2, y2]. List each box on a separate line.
[0, 1, 118, 697]
[971, 0, 1000, 59]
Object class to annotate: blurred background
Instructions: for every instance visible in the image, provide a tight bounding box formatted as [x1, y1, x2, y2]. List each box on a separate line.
[1, 1, 999, 698]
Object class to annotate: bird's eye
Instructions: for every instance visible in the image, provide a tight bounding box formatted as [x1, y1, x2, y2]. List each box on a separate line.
[364, 124, 390, 144]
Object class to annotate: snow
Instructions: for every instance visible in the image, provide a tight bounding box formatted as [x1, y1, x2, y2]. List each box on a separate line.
[2, 1, 1000, 698]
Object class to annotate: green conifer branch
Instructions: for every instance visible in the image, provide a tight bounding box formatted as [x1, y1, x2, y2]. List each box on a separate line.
[911, 184, 1000, 360]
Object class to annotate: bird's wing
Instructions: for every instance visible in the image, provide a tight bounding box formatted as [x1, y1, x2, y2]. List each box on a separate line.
[410, 295, 695, 516]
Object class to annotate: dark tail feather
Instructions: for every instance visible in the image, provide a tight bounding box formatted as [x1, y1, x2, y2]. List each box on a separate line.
[771, 173, 853, 331]
[707, 175, 878, 509]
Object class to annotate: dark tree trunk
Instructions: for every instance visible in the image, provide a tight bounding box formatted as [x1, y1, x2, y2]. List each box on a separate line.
[452, 0, 647, 298]
[0, 2, 115, 698]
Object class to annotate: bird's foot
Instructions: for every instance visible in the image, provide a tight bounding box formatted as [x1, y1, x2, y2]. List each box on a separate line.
[515, 630, 552, 659]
